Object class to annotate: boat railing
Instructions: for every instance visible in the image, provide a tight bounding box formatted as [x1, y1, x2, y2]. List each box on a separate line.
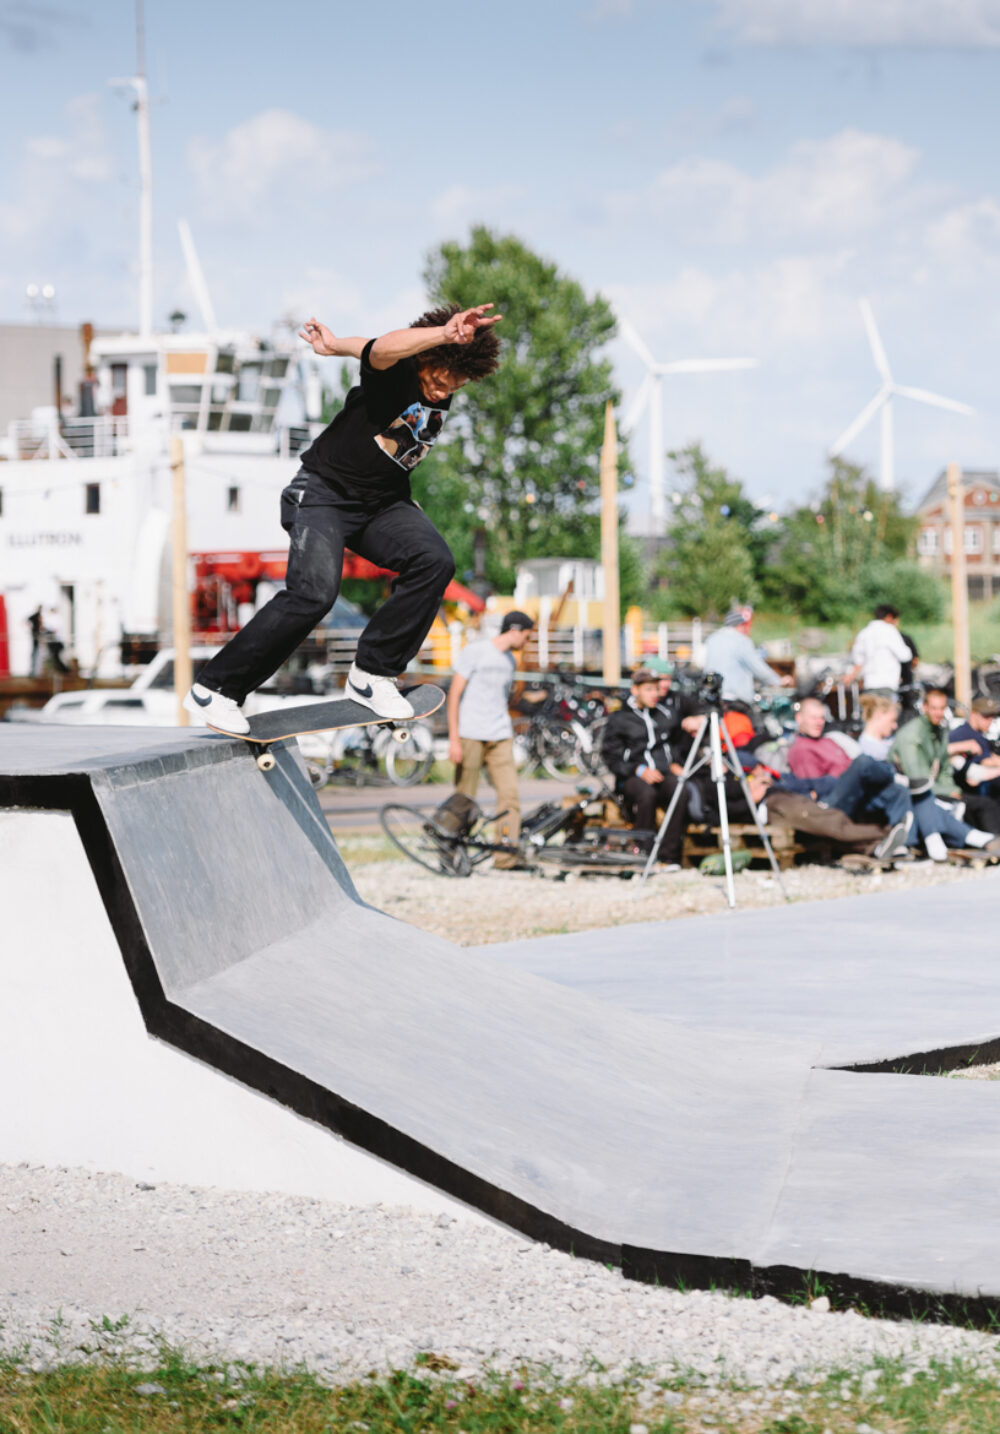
[6, 415, 132, 460]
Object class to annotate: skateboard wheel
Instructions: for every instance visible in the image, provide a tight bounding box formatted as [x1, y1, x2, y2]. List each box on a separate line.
[256, 751, 277, 772]
[391, 727, 409, 744]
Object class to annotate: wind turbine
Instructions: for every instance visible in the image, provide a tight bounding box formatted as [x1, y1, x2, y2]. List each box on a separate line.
[619, 318, 758, 530]
[830, 299, 974, 492]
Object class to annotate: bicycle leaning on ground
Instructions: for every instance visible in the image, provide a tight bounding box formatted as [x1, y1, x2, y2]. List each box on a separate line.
[379, 782, 656, 878]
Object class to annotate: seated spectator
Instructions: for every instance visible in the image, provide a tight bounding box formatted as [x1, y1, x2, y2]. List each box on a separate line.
[890, 687, 1000, 859]
[724, 765, 911, 861]
[600, 667, 691, 870]
[857, 693, 899, 759]
[646, 657, 705, 768]
[786, 696, 911, 832]
[949, 697, 1000, 799]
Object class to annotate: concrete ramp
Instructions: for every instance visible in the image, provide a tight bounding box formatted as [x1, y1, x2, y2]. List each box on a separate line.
[3, 725, 1000, 1316]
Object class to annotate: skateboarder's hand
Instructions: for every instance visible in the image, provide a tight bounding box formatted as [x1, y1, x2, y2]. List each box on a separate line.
[449, 736, 464, 765]
[299, 318, 339, 355]
[639, 766, 663, 784]
[442, 304, 502, 345]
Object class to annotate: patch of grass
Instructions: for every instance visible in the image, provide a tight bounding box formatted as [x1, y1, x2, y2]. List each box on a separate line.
[336, 834, 401, 866]
[4, 1349, 1000, 1433]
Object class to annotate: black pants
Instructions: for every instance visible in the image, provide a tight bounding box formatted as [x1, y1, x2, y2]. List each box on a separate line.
[198, 468, 455, 701]
[621, 772, 690, 863]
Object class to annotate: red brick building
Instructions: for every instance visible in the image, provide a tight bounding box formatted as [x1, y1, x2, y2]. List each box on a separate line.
[915, 468, 1000, 601]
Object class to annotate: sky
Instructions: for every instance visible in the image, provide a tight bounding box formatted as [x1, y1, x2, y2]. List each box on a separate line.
[3, 0, 1000, 519]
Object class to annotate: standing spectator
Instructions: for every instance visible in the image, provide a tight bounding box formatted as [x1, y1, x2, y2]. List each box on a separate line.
[601, 667, 691, 870]
[701, 605, 794, 711]
[27, 606, 43, 677]
[445, 611, 534, 869]
[43, 607, 70, 675]
[847, 604, 914, 698]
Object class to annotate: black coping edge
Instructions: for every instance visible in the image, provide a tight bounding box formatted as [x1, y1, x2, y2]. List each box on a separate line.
[7, 765, 1000, 1329]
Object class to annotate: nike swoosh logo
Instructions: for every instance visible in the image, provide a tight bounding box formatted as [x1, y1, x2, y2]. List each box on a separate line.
[189, 689, 213, 707]
[349, 680, 373, 699]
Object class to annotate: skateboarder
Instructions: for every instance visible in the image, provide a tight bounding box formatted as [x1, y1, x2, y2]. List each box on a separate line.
[185, 302, 502, 733]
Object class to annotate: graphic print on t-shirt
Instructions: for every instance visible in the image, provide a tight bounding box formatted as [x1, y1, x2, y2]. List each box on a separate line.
[374, 401, 446, 471]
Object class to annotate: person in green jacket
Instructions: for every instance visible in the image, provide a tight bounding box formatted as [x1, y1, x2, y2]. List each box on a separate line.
[891, 688, 1000, 859]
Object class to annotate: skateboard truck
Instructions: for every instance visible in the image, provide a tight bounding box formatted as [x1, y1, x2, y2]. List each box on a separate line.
[249, 742, 277, 773]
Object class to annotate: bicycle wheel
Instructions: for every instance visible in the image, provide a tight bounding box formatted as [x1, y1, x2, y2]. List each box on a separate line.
[379, 804, 471, 877]
[383, 723, 435, 787]
[304, 757, 330, 790]
[534, 844, 645, 874]
[538, 720, 586, 782]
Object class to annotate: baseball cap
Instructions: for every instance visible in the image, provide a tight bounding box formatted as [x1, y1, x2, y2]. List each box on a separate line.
[500, 609, 534, 633]
[630, 667, 659, 686]
[971, 697, 1000, 717]
[644, 657, 674, 675]
[723, 604, 754, 628]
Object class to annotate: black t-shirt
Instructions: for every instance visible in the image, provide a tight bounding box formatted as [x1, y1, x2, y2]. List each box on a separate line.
[300, 339, 451, 492]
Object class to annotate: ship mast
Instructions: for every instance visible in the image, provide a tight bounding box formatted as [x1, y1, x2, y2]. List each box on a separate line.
[135, 0, 153, 337]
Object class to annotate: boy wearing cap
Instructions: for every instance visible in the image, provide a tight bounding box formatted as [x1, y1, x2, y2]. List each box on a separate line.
[600, 667, 691, 870]
[446, 612, 534, 869]
[185, 301, 501, 734]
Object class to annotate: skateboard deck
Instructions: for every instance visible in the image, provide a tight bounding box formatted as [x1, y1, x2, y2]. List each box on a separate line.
[212, 684, 444, 770]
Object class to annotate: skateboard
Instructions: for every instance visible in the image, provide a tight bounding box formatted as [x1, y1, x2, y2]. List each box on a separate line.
[212, 684, 445, 772]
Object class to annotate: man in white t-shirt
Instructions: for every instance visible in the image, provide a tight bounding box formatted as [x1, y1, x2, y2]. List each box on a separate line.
[445, 610, 534, 868]
[847, 604, 914, 697]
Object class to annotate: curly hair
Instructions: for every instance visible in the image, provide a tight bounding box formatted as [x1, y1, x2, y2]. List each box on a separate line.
[410, 303, 501, 381]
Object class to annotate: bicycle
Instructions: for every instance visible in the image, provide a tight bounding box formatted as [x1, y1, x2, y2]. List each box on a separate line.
[303, 718, 435, 790]
[379, 782, 657, 879]
[513, 678, 611, 782]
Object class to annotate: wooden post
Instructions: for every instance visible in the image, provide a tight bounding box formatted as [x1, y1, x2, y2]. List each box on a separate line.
[947, 461, 971, 709]
[600, 400, 621, 686]
[170, 435, 193, 726]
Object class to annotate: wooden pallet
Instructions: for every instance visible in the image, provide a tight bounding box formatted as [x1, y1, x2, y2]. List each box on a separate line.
[682, 822, 804, 871]
[946, 847, 1000, 869]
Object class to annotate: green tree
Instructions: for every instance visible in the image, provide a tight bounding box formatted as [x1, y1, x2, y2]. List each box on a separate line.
[651, 443, 766, 618]
[419, 226, 622, 592]
[767, 459, 940, 622]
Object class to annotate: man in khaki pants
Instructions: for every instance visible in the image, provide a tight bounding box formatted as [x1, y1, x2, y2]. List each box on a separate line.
[446, 610, 534, 868]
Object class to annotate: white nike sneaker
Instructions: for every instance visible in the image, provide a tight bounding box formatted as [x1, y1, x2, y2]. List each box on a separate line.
[183, 683, 250, 735]
[346, 663, 414, 719]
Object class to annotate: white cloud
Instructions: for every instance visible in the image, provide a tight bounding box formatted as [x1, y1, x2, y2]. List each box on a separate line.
[713, 0, 1000, 47]
[610, 128, 924, 245]
[428, 182, 525, 230]
[0, 91, 113, 244]
[188, 109, 377, 222]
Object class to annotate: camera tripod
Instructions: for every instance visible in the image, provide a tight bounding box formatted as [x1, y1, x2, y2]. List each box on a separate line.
[638, 706, 789, 908]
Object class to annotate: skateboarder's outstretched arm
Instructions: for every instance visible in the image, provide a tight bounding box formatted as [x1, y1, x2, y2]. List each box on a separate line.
[298, 319, 370, 359]
[368, 304, 501, 370]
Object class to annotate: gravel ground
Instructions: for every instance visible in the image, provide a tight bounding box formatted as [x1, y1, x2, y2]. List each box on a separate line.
[346, 844, 992, 947]
[2, 1165, 999, 1392]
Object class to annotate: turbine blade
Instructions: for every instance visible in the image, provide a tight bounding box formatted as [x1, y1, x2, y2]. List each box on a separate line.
[829, 388, 888, 457]
[659, 358, 758, 374]
[860, 299, 892, 383]
[622, 372, 653, 433]
[893, 384, 975, 417]
[617, 316, 658, 370]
